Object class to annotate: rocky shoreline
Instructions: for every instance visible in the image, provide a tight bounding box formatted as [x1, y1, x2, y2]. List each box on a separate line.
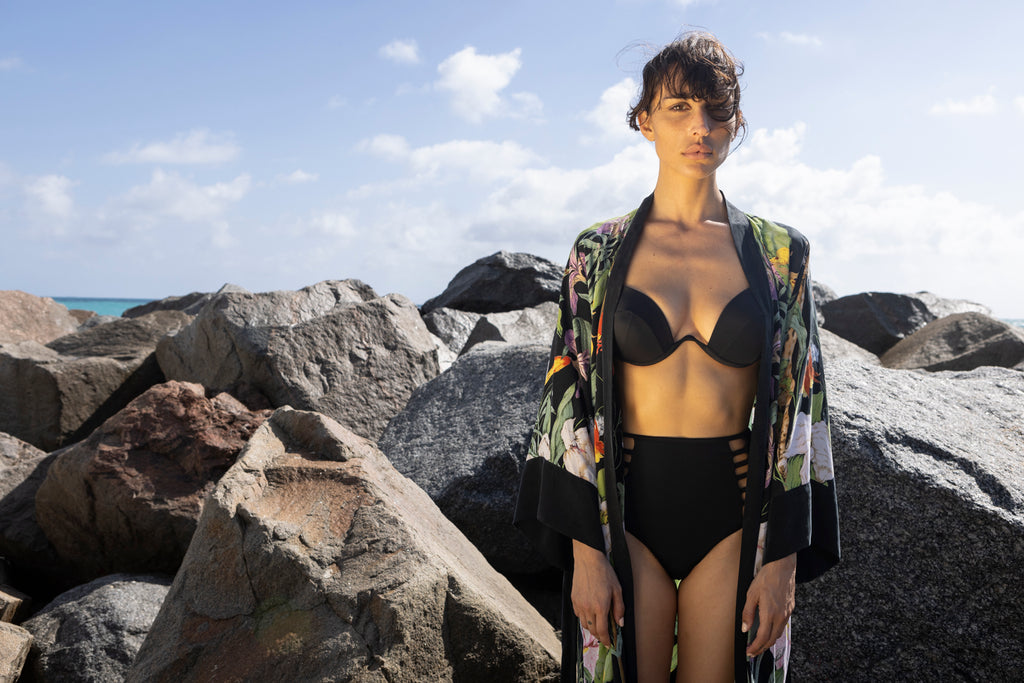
[1, 251, 1023, 682]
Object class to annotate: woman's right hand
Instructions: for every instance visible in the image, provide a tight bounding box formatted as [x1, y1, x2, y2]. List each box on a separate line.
[571, 539, 625, 648]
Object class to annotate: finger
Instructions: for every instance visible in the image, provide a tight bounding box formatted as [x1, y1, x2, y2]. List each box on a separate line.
[595, 614, 612, 648]
[611, 586, 625, 627]
[746, 617, 773, 656]
[740, 593, 757, 634]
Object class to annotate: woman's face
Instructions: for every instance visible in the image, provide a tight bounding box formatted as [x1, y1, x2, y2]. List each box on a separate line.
[637, 83, 736, 181]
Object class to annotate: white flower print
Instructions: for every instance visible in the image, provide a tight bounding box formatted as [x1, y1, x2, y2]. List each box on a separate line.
[561, 420, 597, 486]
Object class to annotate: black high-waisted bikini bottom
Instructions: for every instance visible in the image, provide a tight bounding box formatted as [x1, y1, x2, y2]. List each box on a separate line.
[623, 430, 749, 581]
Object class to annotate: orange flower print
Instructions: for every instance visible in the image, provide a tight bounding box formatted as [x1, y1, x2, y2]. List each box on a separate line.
[545, 355, 571, 384]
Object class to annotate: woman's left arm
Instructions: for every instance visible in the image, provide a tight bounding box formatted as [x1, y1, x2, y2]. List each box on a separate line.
[743, 236, 841, 655]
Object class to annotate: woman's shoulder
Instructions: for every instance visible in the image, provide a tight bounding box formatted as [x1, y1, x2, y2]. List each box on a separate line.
[571, 208, 640, 251]
[743, 211, 811, 271]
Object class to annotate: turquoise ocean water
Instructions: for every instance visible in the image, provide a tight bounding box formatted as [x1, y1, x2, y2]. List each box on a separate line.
[53, 297, 153, 317]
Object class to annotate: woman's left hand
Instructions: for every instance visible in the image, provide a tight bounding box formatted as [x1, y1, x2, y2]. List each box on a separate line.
[741, 552, 796, 657]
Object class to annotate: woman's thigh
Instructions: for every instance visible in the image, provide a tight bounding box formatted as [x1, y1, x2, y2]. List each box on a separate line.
[625, 530, 677, 682]
[675, 528, 742, 683]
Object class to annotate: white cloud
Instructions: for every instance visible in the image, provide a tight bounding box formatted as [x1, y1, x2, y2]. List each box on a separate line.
[929, 94, 997, 115]
[327, 95, 347, 110]
[278, 169, 318, 184]
[104, 129, 240, 164]
[435, 46, 539, 122]
[582, 78, 638, 143]
[1014, 96, 1024, 114]
[0, 57, 22, 71]
[780, 32, 823, 47]
[358, 134, 542, 184]
[358, 134, 411, 160]
[758, 32, 823, 47]
[309, 212, 355, 237]
[379, 39, 420, 65]
[25, 175, 76, 218]
[107, 169, 250, 225]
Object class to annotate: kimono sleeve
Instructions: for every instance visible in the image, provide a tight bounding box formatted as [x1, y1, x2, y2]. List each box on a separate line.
[513, 241, 605, 571]
[763, 241, 841, 582]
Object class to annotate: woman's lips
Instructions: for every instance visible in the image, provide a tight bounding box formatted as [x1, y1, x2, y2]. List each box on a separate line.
[683, 143, 713, 158]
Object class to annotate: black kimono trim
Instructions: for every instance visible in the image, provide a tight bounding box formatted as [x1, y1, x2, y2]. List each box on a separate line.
[515, 456, 606, 571]
[764, 481, 841, 583]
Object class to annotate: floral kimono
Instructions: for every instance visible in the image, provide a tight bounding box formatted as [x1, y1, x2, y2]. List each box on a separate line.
[514, 194, 840, 683]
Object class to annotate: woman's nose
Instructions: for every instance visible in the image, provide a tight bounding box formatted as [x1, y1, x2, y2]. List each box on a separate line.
[690, 109, 711, 136]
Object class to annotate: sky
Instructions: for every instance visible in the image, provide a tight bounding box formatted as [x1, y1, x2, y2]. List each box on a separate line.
[2, 0, 1023, 317]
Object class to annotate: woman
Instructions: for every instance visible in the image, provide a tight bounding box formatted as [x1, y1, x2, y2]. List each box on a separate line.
[514, 31, 840, 683]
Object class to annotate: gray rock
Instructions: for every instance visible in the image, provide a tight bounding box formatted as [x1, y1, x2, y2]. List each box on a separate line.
[20, 573, 171, 683]
[810, 281, 836, 327]
[791, 360, 1024, 679]
[121, 283, 249, 319]
[0, 622, 32, 683]
[0, 433, 63, 589]
[880, 312, 1024, 371]
[810, 280, 837, 308]
[127, 407, 559, 682]
[911, 290, 991, 319]
[156, 280, 440, 440]
[76, 314, 120, 330]
[0, 291, 79, 345]
[380, 342, 550, 575]
[820, 292, 936, 354]
[460, 302, 558, 354]
[421, 251, 562, 314]
[0, 311, 192, 451]
[34, 382, 270, 581]
[818, 328, 878, 365]
[422, 307, 482, 354]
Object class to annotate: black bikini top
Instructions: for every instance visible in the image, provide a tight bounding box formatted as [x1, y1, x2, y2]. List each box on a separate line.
[614, 286, 763, 368]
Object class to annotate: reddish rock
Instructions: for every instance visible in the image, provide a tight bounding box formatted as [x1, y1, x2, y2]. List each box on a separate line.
[34, 381, 270, 580]
[0, 291, 79, 344]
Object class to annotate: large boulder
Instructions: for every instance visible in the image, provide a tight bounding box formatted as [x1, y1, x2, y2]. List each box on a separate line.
[127, 407, 559, 682]
[379, 342, 549, 575]
[791, 360, 1024, 679]
[20, 573, 171, 683]
[0, 434, 64, 593]
[880, 312, 1024, 371]
[820, 292, 936, 354]
[34, 381, 270, 581]
[0, 310, 192, 451]
[0, 291, 79, 345]
[156, 280, 439, 440]
[0, 622, 32, 683]
[459, 302, 558, 354]
[421, 251, 562, 314]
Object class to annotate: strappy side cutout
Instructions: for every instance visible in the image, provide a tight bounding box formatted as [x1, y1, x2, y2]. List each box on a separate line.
[728, 432, 750, 507]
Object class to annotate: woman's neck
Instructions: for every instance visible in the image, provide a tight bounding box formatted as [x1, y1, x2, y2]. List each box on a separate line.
[649, 173, 727, 227]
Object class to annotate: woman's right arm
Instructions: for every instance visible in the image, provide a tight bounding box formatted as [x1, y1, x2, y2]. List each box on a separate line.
[571, 539, 625, 648]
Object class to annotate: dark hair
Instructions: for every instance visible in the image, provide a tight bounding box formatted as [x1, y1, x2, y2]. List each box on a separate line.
[627, 31, 746, 140]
